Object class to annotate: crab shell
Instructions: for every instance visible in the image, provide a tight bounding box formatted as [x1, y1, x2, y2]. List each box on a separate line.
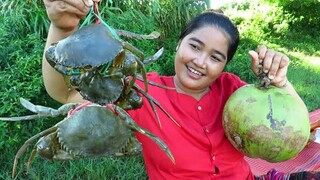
[74, 51, 143, 105]
[45, 24, 122, 70]
[55, 105, 142, 157]
[76, 70, 124, 105]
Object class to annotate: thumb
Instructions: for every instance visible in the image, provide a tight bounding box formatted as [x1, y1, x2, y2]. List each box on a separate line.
[83, 0, 94, 6]
[249, 50, 260, 76]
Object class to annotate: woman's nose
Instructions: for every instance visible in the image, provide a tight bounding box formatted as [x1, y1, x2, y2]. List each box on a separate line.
[193, 53, 207, 68]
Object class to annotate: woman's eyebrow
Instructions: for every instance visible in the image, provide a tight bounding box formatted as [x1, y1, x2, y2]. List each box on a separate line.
[189, 37, 204, 46]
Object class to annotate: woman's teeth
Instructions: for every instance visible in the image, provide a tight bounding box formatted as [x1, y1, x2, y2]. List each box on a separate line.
[188, 66, 203, 76]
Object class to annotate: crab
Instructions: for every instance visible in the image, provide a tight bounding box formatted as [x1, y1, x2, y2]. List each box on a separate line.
[45, 23, 161, 105]
[0, 98, 175, 178]
[45, 23, 179, 127]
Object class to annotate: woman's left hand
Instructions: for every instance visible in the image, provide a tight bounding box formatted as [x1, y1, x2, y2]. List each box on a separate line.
[249, 45, 290, 88]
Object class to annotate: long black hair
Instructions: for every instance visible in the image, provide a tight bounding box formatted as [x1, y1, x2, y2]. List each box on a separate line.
[179, 9, 239, 63]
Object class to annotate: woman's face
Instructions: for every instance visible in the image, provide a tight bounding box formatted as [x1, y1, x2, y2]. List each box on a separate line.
[174, 26, 229, 94]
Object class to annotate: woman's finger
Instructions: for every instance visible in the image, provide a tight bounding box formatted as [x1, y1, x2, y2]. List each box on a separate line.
[249, 50, 260, 76]
[267, 53, 283, 79]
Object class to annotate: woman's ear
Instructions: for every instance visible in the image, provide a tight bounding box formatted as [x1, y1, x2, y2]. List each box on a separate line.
[176, 40, 181, 51]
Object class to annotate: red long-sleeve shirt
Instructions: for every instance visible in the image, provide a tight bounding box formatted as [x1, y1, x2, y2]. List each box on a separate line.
[128, 72, 254, 180]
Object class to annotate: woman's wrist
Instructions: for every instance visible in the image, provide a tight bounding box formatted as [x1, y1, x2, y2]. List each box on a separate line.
[278, 78, 288, 88]
[49, 23, 78, 38]
[271, 77, 288, 88]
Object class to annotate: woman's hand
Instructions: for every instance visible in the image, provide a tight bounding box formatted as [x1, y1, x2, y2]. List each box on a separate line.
[42, 0, 101, 104]
[43, 0, 93, 31]
[249, 45, 290, 88]
[311, 120, 320, 134]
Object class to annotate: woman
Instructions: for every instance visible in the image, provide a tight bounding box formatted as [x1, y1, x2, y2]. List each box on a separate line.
[42, 0, 307, 179]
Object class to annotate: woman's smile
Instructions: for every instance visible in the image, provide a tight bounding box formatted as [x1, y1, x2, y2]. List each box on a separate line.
[186, 65, 205, 79]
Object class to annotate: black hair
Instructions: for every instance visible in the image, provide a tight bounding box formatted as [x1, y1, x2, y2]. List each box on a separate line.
[179, 10, 239, 63]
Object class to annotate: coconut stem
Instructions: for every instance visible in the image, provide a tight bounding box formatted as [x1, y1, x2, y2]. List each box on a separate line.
[258, 61, 271, 89]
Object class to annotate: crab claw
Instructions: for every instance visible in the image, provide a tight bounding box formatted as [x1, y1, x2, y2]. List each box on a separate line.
[111, 104, 175, 164]
[0, 98, 79, 121]
[115, 29, 161, 40]
[143, 47, 164, 64]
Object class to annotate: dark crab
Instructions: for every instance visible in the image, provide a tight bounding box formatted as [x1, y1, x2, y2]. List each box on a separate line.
[45, 23, 179, 127]
[0, 98, 174, 178]
[45, 23, 161, 105]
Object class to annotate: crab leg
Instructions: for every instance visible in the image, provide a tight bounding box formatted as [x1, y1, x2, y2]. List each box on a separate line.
[0, 98, 79, 121]
[116, 29, 160, 40]
[111, 104, 175, 163]
[12, 127, 56, 178]
[143, 47, 164, 64]
[136, 75, 176, 90]
[124, 47, 165, 95]
[133, 84, 181, 128]
[122, 42, 149, 93]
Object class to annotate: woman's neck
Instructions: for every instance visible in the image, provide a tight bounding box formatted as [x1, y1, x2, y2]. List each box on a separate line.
[173, 76, 210, 101]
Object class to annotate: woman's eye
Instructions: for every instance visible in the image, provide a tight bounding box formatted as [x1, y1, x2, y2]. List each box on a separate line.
[190, 44, 199, 50]
[211, 55, 221, 62]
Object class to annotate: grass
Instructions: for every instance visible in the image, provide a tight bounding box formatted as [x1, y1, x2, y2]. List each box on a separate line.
[287, 54, 320, 111]
[1, 152, 147, 179]
[265, 35, 320, 112]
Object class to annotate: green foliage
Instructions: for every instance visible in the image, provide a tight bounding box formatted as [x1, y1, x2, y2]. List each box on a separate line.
[287, 55, 320, 111]
[0, 0, 49, 38]
[266, 0, 320, 33]
[224, 1, 294, 39]
[0, 0, 57, 169]
[97, 0, 208, 38]
[0, 30, 61, 150]
[225, 38, 259, 83]
[152, 0, 208, 37]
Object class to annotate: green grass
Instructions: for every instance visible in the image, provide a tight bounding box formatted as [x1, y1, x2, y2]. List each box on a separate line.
[287, 54, 320, 111]
[1, 153, 147, 179]
[264, 35, 320, 112]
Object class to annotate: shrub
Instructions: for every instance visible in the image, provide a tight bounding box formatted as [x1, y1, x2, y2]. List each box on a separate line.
[269, 0, 320, 33]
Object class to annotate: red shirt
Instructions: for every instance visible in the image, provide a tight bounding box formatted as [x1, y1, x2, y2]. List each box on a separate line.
[128, 72, 254, 180]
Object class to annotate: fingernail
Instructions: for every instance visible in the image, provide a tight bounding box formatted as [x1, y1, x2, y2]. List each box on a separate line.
[86, 0, 93, 6]
[269, 75, 274, 79]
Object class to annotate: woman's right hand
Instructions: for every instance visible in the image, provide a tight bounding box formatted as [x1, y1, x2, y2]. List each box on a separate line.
[42, 0, 100, 104]
[43, 0, 93, 31]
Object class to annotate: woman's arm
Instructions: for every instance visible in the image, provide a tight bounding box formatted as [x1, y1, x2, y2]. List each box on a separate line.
[42, 0, 93, 103]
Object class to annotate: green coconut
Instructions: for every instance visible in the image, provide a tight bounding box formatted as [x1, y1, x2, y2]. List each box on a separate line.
[223, 80, 310, 162]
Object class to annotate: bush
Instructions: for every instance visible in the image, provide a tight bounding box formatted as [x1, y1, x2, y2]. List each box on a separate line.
[270, 0, 320, 33]
[0, 0, 54, 153]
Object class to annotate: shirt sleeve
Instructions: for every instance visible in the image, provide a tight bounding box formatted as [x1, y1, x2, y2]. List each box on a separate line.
[219, 72, 247, 92]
